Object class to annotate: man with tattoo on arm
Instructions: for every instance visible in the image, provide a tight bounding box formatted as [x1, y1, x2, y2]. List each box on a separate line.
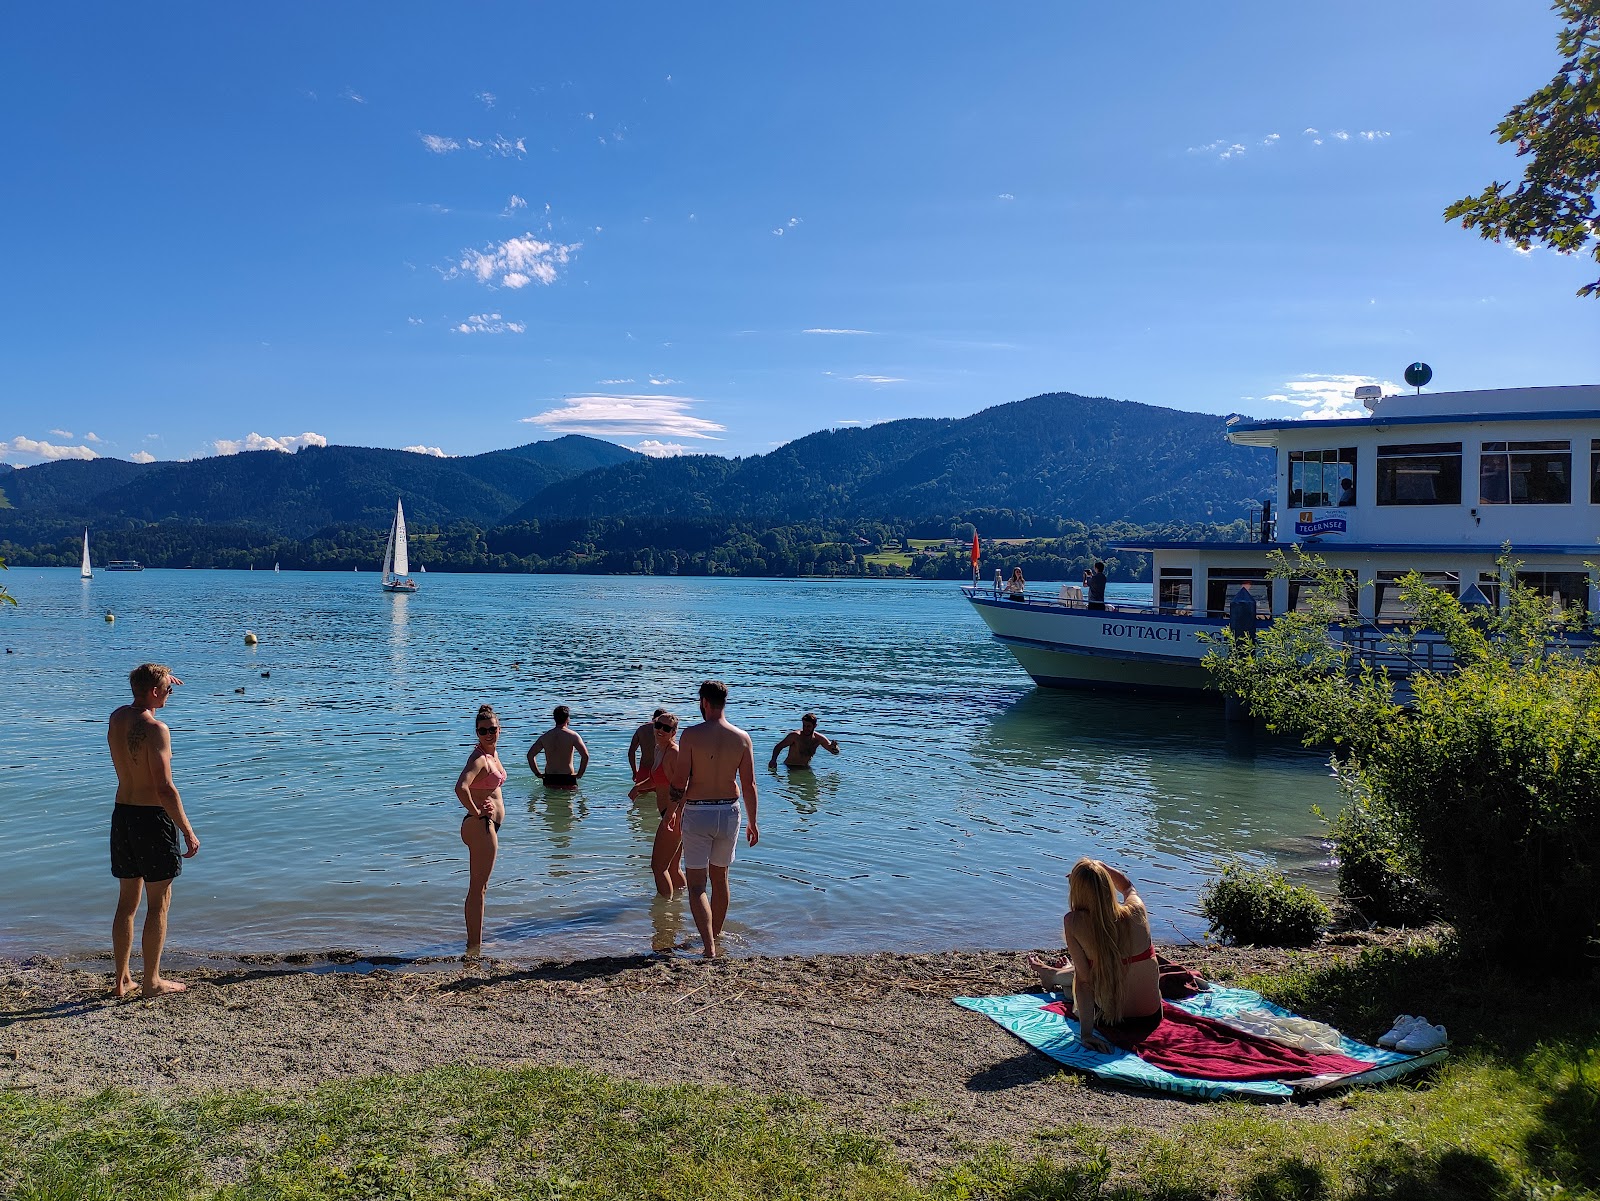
[107, 663, 200, 997]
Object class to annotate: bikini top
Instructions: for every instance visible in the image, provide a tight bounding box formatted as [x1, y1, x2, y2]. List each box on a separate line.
[636, 743, 672, 791]
[467, 749, 507, 794]
[1072, 907, 1155, 969]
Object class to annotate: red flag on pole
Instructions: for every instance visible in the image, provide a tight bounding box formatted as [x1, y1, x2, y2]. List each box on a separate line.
[970, 530, 980, 571]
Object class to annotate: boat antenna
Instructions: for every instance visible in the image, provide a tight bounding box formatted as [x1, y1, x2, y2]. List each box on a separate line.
[1404, 362, 1432, 395]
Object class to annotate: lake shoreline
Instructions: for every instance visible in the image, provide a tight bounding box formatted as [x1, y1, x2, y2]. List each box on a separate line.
[0, 931, 1423, 1162]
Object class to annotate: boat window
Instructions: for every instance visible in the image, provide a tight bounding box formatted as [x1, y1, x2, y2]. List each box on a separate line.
[1590, 439, 1600, 504]
[1376, 443, 1462, 506]
[1288, 572, 1356, 615]
[1158, 568, 1192, 614]
[1374, 570, 1458, 622]
[1205, 568, 1271, 618]
[1477, 572, 1502, 610]
[1478, 440, 1571, 505]
[1514, 570, 1592, 616]
[1288, 448, 1358, 507]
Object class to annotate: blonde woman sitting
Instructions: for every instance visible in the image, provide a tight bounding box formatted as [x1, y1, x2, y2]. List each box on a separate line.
[1028, 858, 1163, 1051]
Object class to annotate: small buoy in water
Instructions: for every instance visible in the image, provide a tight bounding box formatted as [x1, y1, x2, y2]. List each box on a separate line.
[104, 611, 115, 623]
[244, 631, 258, 645]
[261, 671, 270, 678]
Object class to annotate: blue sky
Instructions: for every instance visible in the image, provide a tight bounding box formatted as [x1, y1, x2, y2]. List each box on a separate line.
[2, 1, 1596, 467]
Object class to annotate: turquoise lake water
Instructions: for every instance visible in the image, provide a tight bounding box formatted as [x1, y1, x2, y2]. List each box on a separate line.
[0, 568, 1336, 961]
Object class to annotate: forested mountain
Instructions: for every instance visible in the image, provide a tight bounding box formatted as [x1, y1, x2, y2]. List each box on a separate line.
[0, 436, 634, 537]
[510, 392, 1272, 525]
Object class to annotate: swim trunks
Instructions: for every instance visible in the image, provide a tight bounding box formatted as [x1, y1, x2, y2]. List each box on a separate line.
[110, 803, 182, 882]
[681, 800, 740, 870]
[543, 773, 578, 789]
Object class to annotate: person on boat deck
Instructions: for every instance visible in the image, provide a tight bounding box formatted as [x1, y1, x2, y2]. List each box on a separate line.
[528, 705, 590, 790]
[455, 704, 507, 957]
[1337, 476, 1356, 506]
[1027, 858, 1162, 1051]
[1084, 561, 1108, 610]
[1005, 567, 1027, 599]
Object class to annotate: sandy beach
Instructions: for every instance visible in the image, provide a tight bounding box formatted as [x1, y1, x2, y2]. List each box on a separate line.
[0, 935, 1409, 1164]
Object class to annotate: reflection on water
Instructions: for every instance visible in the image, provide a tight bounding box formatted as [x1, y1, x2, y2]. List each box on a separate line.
[0, 569, 1336, 960]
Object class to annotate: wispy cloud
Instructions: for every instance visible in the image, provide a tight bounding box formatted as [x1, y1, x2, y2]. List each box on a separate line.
[407, 317, 424, 325]
[647, 376, 678, 385]
[420, 133, 461, 154]
[476, 91, 496, 109]
[503, 194, 527, 216]
[1250, 374, 1401, 421]
[1188, 138, 1248, 160]
[997, 193, 1015, 201]
[803, 328, 874, 336]
[403, 444, 448, 457]
[772, 216, 803, 236]
[48, 428, 72, 438]
[521, 394, 725, 441]
[211, 431, 328, 456]
[841, 374, 905, 385]
[598, 378, 634, 385]
[488, 135, 526, 158]
[0, 435, 99, 463]
[449, 234, 580, 288]
[635, 440, 688, 457]
[129, 450, 156, 464]
[454, 312, 526, 334]
[341, 87, 366, 104]
[84, 432, 101, 442]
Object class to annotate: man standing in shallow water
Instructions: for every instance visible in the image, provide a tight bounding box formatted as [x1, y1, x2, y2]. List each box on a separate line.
[768, 712, 841, 770]
[527, 705, 590, 789]
[667, 680, 759, 959]
[107, 663, 200, 997]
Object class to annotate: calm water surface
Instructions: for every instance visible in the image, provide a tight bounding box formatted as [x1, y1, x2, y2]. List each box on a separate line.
[0, 569, 1336, 960]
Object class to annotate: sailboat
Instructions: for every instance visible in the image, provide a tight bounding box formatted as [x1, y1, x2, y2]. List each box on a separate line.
[80, 529, 93, 579]
[273, 562, 280, 573]
[380, 498, 419, 593]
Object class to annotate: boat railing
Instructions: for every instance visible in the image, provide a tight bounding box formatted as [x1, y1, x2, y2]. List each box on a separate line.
[959, 584, 1197, 618]
[1335, 626, 1456, 678]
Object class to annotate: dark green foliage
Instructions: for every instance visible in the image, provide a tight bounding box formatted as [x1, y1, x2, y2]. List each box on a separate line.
[1327, 795, 1436, 927]
[1199, 863, 1330, 946]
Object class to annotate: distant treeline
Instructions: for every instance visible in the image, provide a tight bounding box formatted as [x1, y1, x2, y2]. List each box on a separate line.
[0, 510, 1246, 582]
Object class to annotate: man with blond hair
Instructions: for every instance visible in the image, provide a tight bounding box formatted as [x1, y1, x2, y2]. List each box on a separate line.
[107, 663, 199, 997]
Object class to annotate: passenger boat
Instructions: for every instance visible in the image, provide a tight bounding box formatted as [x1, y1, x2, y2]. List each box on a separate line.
[966, 382, 1600, 696]
[103, 560, 144, 572]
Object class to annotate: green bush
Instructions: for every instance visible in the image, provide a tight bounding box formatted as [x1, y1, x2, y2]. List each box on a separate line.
[1326, 777, 1436, 926]
[1200, 863, 1330, 947]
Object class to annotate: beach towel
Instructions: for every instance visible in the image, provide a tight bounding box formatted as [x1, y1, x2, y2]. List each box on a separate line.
[956, 986, 1446, 1101]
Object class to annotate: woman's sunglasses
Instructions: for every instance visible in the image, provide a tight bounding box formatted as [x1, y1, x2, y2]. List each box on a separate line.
[653, 722, 675, 732]
[477, 727, 499, 736]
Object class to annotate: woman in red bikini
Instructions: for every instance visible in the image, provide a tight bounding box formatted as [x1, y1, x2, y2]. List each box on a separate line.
[1028, 857, 1162, 1052]
[454, 704, 507, 956]
[630, 712, 687, 897]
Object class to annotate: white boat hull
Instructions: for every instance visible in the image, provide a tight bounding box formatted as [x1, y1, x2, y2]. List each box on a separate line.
[965, 590, 1222, 696]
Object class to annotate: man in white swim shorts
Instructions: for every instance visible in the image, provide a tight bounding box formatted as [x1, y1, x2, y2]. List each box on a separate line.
[665, 679, 759, 959]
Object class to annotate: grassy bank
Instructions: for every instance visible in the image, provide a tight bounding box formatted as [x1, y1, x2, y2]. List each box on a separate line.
[3, 937, 1596, 1200]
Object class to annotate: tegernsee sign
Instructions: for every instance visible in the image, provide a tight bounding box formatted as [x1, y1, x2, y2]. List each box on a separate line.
[1294, 508, 1347, 539]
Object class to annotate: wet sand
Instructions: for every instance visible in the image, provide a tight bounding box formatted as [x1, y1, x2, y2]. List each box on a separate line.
[0, 935, 1414, 1163]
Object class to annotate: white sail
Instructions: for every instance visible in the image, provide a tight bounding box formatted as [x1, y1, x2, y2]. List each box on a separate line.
[81, 529, 92, 579]
[392, 500, 410, 577]
[380, 519, 395, 579]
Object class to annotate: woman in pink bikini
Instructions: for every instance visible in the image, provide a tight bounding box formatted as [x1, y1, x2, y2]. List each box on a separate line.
[630, 711, 686, 897]
[1028, 857, 1162, 1051]
[454, 704, 507, 956]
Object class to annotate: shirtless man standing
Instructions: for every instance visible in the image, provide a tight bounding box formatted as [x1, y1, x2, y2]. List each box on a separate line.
[666, 680, 759, 959]
[628, 708, 667, 778]
[527, 705, 590, 789]
[107, 663, 200, 997]
[768, 712, 841, 770]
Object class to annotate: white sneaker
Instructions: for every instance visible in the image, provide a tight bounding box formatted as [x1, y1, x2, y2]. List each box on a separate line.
[1377, 1015, 1422, 1048]
[1395, 1023, 1449, 1054]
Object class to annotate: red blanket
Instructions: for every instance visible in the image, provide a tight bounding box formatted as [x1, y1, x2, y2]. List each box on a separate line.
[1043, 1000, 1371, 1082]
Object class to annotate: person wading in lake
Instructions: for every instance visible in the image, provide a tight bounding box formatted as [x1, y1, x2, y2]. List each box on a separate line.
[455, 704, 507, 957]
[632, 711, 687, 897]
[527, 705, 590, 790]
[665, 680, 759, 959]
[768, 712, 841, 770]
[107, 662, 199, 998]
[627, 708, 667, 780]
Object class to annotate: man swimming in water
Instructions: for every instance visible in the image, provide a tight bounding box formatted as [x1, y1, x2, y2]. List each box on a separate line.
[527, 705, 590, 789]
[768, 712, 841, 770]
[107, 662, 200, 998]
[665, 680, 759, 959]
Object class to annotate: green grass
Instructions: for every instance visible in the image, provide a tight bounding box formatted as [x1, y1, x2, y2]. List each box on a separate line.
[864, 552, 913, 569]
[5, 939, 1597, 1200]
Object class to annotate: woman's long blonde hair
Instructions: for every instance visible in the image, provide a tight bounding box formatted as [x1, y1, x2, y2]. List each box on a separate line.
[1070, 857, 1137, 1023]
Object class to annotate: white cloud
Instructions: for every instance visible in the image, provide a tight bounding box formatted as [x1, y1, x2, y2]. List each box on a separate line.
[647, 376, 678, 385]
[1261, 133, 1281, 146]
[420, 133, 461, 154]
[803, 328, 874, 335]
[0, 435, 99, 462]
[407, 316, 424, 325]
[1251, 374, 1402, 421]
[1333, 130, 1350, 141]
[1188, 139, 1247, 159]
[48, 428, 72, 438]
[1303, 127, 1318, 135]
[403, 444, 448, 457]
[997, 192, 1015, 200]
[1358, 130, 1391, 141]
[772, 216, 803, 236]
[476, 91, 496, 108]
[489, 135, 526, 157]
[635, 440, 688, 457]
[450, 234, 581, 288]
[212, 431, 328, 456]
[504, 194, 527, 215]
[84, 432, 102, 442]
[454, 312, 526, 334]
[842, 374, 906, 385]
[598, 378, 634, 385]
[130, 450, 156, 464]
[521, 394, 725, 441]
[341, 87, 365, 104]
